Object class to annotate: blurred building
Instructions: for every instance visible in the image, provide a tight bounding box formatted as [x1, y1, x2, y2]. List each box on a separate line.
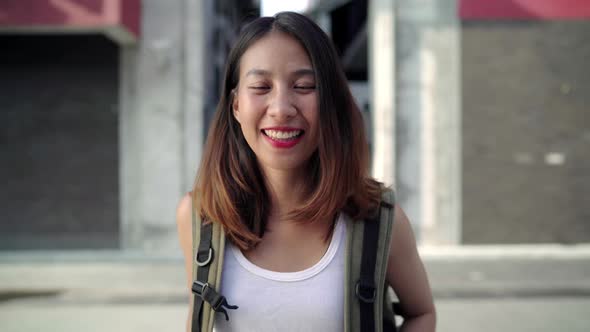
[0, 0, 588, 253]
[0, 0, 259, 252]
[303, 0, 590, 245]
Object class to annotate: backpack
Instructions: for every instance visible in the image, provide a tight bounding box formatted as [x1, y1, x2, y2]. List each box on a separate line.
[190, 189, 399, 332]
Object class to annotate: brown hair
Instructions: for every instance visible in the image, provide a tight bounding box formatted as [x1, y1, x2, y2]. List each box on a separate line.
[193, 12, 385, 250]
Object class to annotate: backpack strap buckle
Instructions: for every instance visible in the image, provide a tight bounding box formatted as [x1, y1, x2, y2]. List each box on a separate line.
[355, 280, 376, 303]
[191, 280, 239, 321]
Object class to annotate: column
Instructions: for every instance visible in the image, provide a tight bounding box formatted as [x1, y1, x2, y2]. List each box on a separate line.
[396, 0, 461, 244]
[119, 0, 207, 252]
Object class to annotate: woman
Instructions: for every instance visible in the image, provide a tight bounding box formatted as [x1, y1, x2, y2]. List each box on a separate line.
[177, 11, 435, 332]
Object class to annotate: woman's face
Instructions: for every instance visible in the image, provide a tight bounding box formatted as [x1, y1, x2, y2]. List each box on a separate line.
[233, 31, 319, 175]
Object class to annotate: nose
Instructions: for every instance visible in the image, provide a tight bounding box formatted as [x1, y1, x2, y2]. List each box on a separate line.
[267, 87, 296, 120]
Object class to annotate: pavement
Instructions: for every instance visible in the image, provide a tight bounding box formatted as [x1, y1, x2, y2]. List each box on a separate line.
[1, 245, 589, 332]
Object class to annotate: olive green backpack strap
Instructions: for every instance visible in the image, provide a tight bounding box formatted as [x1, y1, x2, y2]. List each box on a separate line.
[190, 198, 236, 332]
[345, 189, 396, 332]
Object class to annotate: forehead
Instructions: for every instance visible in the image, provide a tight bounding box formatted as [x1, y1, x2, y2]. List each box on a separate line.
[238, 31, 313, 77]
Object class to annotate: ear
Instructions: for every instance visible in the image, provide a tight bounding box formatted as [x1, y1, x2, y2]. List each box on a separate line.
[232, 89, 240, 123]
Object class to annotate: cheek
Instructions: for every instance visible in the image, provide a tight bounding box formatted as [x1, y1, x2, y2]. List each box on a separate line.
[236, 104, 264, 139]
[235, 97, 253, 123]
[238, 95, 265, 116]
[304, 102, 319, 132]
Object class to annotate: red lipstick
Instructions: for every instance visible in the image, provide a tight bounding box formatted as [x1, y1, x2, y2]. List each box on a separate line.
[261, 127, 305, 149]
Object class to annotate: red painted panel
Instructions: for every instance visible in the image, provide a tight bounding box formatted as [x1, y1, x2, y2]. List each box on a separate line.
[121, 0, 140, 38]
[460, 0, 590, 20]
[0, 0, 140, 38]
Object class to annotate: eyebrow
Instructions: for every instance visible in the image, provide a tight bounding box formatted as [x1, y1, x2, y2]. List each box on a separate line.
[245, 68, 315, 78]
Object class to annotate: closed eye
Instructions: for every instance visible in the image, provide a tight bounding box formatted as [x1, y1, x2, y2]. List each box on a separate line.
[294, 85, 316, 90]
[248, 86, 271, 94]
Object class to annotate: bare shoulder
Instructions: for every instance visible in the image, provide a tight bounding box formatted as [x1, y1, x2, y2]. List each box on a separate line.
[176, 192, 194, 289]
[176, 193, 193, 251]
[390, 204, 415, 259]
[176, 193, 193, 230]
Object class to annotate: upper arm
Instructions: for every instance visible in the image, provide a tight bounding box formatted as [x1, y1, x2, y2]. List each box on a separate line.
[176, 193, 195, 332]
[386, 205, 435, 318]
[176, 193, 194, 291]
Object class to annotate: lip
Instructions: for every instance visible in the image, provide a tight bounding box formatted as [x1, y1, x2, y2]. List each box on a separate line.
[261, 127, 305, 149]
[261, 126, 303, 131]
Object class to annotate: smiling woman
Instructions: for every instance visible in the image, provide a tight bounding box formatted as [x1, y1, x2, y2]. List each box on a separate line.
[232, 30, 319, 174]
[176, 11, 435, 332]
[194, 12, 377, 250]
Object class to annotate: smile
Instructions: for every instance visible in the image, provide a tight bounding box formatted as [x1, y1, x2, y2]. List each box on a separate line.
[261, 128, 305, 148]
[262, 129, 303, 140]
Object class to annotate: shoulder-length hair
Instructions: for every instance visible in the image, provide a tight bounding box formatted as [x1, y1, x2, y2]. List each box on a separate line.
[194, 11, 384, 250]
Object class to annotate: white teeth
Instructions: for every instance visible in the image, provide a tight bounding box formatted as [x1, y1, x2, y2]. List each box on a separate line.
[263, 130, 302, 140]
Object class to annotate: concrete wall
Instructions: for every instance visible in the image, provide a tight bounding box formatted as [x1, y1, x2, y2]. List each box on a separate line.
[461, 21, 590, 243]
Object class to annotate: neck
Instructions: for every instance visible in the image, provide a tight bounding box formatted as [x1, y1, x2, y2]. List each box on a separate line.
[262, 167, 307, 222]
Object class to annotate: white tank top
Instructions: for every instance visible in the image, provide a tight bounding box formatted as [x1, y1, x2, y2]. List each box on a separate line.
[213, 215, 346, 332]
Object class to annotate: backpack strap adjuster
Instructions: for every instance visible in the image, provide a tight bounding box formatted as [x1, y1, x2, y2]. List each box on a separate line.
[355, 280, 376, 303]
[191, 280, 210, 296]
